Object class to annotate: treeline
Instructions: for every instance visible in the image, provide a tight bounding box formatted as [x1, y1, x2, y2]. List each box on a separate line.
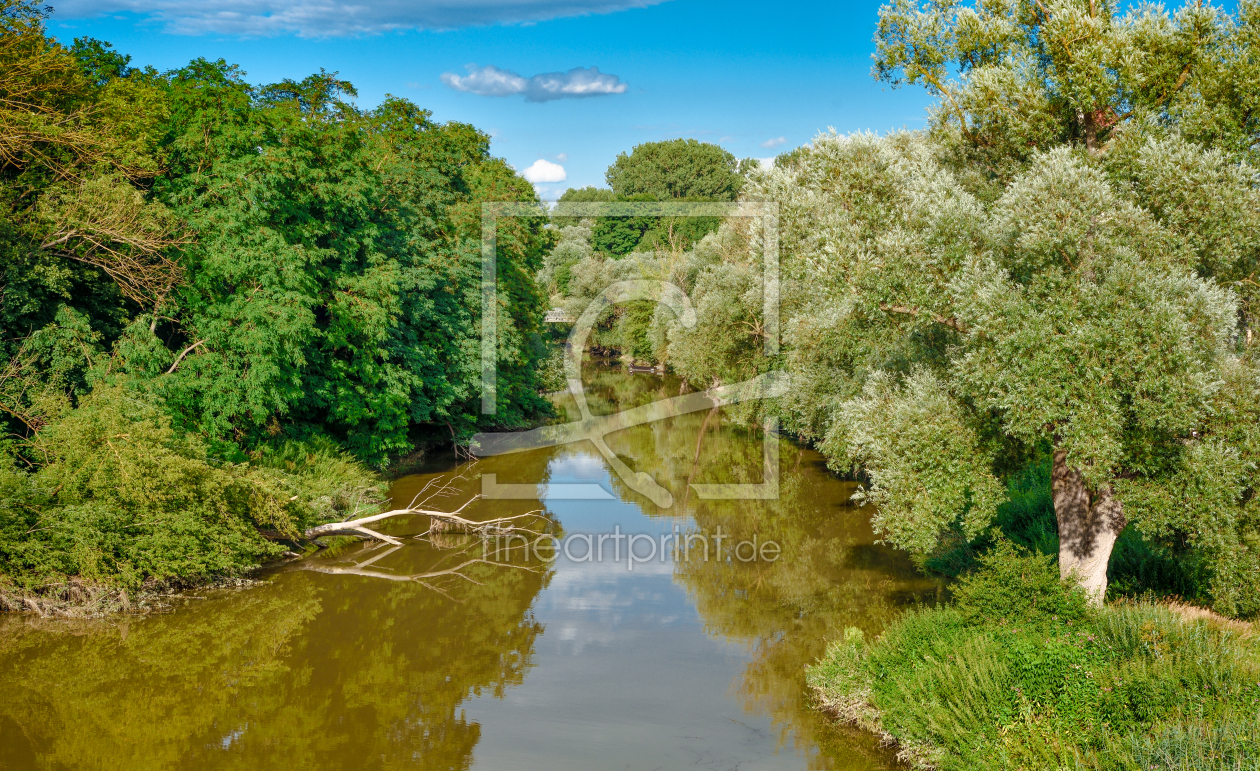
[0, 0, 551, 599]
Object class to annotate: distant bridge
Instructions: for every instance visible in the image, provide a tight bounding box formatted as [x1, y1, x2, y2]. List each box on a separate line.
[544, 308, 575, 323]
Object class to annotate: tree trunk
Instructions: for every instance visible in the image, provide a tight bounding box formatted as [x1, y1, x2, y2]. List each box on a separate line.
[1052, 449, 1125, 605]
[1077, 108, 1099, 153]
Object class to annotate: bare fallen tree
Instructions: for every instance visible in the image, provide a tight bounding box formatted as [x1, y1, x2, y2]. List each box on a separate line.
[289, 466, 552, 597]
[301, 465, 548, 547]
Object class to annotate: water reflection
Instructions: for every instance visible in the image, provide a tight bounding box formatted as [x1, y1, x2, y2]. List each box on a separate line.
[0, 522, 550, 770]
[492, 365, 943, 770]
[0, 363, 939, 770]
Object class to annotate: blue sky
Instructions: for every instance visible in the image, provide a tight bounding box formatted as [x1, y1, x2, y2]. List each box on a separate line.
[46, 0, 932, 198]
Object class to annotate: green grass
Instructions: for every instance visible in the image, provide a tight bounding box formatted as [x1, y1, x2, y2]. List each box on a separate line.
[808, 548, 1260, 771]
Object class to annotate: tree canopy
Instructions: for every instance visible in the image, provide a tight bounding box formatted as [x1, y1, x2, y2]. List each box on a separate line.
[874, 0, 1260, 193]
[0, 1, 552, 591]
[606, 138, 745, 201]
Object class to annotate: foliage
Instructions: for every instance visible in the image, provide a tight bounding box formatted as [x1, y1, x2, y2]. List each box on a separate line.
[550, 185, 615, 226]
[538, 221, 594, 298]
[613, 0, 1260, 613]
[660, 125, 1260, 612]
[152, 68, 551, 459]
[809, 577, 1260, 770]
[0, 383, 384, 590]
[534, 343, 566, 393]
[543, 139, 752, 272]
[0, 3, 550, 592]
[873, 0, 1260, 194]
[827, 369, 1005, 553]
[605, 138, 744, 201]
[951, 539, 1091, 627]
[590, 193, 658, 256]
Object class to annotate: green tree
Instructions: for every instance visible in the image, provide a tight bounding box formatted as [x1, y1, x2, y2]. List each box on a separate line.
[874, 0, 1260, 192]
[606, 138, 744, 200]
[590, 193, 657, 257]
[660, 0, 1260, 614]
[684, 130, 1259, 611]
[550, 185, 615, 226]
[0, 2, 556, 593]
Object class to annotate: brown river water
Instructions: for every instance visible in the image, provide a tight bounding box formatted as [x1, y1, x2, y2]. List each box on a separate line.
[0, 363, 942, 770]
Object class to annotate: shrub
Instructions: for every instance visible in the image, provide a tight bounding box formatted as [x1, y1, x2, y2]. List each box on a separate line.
[0, 385, 384, 591]
[952, 538, 1091, 627]
[534, 344, 567, 393]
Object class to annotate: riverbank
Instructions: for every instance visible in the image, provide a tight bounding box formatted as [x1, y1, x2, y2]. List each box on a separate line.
[0, 575, 265, 619]
[807, 544, 1260, 771]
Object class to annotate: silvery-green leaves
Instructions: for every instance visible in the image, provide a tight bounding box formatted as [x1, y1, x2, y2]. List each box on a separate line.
[824, 370, 1004, 554]
[954, 148, 1238, 485]
[665, 121, 1258, 614]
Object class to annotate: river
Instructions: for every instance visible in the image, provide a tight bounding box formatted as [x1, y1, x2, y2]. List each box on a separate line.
[0, 363, 942, 770]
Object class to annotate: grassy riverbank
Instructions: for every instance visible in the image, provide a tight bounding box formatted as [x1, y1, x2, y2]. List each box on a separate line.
[807, 544, 1260, 771]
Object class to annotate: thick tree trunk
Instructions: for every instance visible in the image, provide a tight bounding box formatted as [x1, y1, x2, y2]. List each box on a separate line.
[1052, 450, 1125, 605]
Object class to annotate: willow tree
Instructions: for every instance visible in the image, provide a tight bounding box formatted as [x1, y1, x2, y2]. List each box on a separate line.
[874, 0, 1260, 189]
[664, 0, 1260, 611]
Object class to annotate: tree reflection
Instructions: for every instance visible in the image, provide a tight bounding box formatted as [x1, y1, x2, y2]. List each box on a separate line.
[570, 365, 944, 770]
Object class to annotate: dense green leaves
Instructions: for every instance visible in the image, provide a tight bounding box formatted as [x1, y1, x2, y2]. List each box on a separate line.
[826, 370, 1004, 553]
[631, 0, 1260, 614]
[873, 0, 1260, 191]
[0, 3, 552, 591]
[951, 539, 1091, 627]
[606, 138, 744, 201]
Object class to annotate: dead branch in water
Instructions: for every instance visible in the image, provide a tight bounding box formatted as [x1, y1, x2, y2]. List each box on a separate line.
[302, 463, 548, 546]
[302, 499, 546, 545]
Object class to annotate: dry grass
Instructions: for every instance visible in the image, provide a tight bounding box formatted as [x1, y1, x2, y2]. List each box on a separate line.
[1167, 600, 1256, 638]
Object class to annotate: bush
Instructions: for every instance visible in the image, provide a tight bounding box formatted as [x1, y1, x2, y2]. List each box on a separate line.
[952, 539, 1091, 627]
[809, 567, 1260, 771]
[534, 344, 567, 393]
[0, 385, 384, 591]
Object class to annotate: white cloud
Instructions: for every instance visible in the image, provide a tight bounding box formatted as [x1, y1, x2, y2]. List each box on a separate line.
[757, 157, 776, 170]
[441, 65, 528, 97]
[48, 0, 673, 37]
[760, 136, 786, 149]
[522, 159, 567, 184]
[555, 153, 568, 162]
[443, 64, 627, 102]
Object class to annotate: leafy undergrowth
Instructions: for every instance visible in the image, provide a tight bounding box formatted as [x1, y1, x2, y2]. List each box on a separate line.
[922, 456, 1211, 611]
[1, 385, 386, 612]
[808, 543, 1260, 770]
